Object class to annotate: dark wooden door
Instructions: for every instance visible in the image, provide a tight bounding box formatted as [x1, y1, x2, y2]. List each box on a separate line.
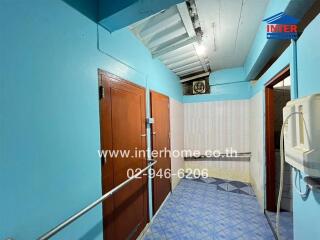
[265, 87, 276, 211]
[264, 66, 290, 212]
[99, 70, 148, 240]
[150, 91, 171, 214]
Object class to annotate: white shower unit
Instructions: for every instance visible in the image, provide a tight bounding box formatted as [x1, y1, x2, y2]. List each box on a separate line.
[283, 94, 320, 176]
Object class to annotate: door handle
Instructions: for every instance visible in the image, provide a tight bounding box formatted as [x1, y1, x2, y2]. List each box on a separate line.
[152, 132, 156, 135]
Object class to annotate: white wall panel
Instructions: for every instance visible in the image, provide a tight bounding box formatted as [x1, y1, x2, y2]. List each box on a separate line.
[185, 160, 250, 182]
[170, 98, 185, 189]
[183, 100, 251, 182]
[184, 100, 250, 154]
[250, 92, 265, 209]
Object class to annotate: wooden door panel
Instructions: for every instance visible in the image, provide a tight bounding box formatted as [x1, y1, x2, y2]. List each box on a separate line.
[150, 91, 171, 214]
[266, 87, 276, 211]
[99, 70, 147, 240]
[110, 84, 147, 240]
[99, 71, 114, 239]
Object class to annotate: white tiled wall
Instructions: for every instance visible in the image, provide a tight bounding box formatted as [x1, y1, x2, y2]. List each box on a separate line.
[170, 98, 185, 190]
[171, 93, 286, 211]
[184, 100, 250, 154]
[183, 100, 251, 182]
[174, 89, 294, 213]
[249, 92, 265, 209]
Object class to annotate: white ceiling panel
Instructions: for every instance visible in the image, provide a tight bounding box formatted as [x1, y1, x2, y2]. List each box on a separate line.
[195, 0, 269, 70]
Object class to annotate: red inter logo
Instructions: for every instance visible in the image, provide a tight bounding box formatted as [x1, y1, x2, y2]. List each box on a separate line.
[263, 12, 299, 40]
[266, 24, 297, 33]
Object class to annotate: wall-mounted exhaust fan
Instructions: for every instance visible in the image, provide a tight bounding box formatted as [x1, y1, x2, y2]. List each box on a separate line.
[192, 80, 206, 94]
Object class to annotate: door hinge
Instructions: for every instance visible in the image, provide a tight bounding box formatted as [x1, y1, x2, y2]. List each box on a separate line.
[99, 85, 105, 100]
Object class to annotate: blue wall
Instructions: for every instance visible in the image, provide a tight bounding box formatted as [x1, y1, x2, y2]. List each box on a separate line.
[250, 13, 320, 240]
[244, 0, 291, 80]
[293, 14, 320, 240]
[183, 68, 252, 103]
[251, 48, 291, 95]
[0, 0, 182, 239]
[1, 0, 319, 239]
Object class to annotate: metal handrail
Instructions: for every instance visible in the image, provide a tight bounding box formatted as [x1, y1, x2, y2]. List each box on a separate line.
[38, 159, 157, 240]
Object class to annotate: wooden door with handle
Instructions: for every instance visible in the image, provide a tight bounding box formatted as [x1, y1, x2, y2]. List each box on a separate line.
[150, 91, 171, 214]
[99, 70, 148, 240]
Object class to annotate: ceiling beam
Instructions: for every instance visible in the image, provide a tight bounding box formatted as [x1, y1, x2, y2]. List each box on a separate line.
[178, 1, 209, 73]
[177, 2, 196, 38]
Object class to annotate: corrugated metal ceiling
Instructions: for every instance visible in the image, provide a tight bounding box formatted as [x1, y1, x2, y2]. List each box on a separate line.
[130, 2, 210, 79]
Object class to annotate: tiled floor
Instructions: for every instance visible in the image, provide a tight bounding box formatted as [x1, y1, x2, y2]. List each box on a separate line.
[142, 177, 275, 240]
[265, 210, 293, 240]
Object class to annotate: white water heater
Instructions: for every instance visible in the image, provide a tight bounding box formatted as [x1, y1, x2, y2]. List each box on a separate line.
[283, 94, 320, 177]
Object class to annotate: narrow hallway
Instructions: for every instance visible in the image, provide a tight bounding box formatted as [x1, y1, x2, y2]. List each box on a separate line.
[143, 178, 274, 240]
[2, 1, 320, 239]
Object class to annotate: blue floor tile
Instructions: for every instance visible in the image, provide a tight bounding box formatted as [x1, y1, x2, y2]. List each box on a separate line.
[142, 178, 275, 240]
[265, 210, 293, 240]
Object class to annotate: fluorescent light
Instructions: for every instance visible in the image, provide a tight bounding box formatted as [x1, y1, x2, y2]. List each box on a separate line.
[195, 44, 206, 56]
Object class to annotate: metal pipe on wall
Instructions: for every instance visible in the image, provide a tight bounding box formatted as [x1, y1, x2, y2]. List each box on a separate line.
[291, 39, 299, 99]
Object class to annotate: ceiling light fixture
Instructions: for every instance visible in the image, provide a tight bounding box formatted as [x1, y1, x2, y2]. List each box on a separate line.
[195, 43, 206, 56]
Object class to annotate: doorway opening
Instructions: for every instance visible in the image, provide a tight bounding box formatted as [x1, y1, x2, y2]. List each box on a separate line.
[265, 66, 293, 239]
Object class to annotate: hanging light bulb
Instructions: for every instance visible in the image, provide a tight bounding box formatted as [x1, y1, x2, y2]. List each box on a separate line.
[195, 43, 206, 56]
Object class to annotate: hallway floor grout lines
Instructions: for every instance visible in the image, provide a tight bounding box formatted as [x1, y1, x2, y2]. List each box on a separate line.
[142, 177, 275, 240]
